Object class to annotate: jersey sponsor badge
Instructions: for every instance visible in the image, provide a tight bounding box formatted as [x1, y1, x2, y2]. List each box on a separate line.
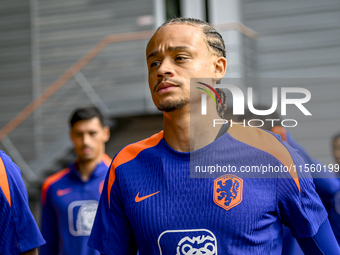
[213, 174, 243, 211]
[158, 229, 217, 255]
[68, 200, 98, 236]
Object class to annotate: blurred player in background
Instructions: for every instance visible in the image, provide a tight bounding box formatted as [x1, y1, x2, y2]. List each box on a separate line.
[329, 133, 340, 244]
[242, 106, 339, 203]
[40, 107, 111, 255]
[333, 133, 340, 167]
[89, 18, 339, 254]
[0, 151, 45, 255]
[241, 106, 340, 253]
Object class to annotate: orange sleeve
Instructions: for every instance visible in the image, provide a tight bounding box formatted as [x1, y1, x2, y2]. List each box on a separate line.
[108, 131, 163, 208]
[41, 168, 70, 206]
[0, 156, 11, 206]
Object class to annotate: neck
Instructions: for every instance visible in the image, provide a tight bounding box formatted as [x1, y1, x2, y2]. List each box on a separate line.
[163, 101, 221, 152]
[76, 154, 103, 181]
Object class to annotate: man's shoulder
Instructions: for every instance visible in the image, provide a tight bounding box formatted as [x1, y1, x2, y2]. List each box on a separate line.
[112, 131, 163, 170]
[42, 168, 70, 188]
[0, 151, 22, 207]
[228, 124, 301, 191]
[105, 131, 163, 208]
[0, 150, 11, 165]
[41, 168, 70, 204]
[228, 124, 296, 166]
[0, 151, 21, 176]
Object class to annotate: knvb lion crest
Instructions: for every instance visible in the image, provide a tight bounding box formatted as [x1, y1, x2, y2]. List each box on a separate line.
[213, 174, 243, 211]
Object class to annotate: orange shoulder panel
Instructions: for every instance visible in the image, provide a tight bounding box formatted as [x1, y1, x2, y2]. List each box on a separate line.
[0, 157, 11, 206]
[108, 131, 163, 208]
[41, 168, 70, 206]
[102, 154, 112, 167]
[228, 125, 301, 192]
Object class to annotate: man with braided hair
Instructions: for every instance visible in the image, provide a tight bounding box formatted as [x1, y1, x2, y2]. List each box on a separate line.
[89, 18, 339, 254]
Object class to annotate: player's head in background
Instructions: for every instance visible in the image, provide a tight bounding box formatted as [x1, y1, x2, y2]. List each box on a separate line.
[146, 17, 227, 117]
[332, 133, 340, 165]
[241, 105, 288, 141]
[69, 107, 110, 163]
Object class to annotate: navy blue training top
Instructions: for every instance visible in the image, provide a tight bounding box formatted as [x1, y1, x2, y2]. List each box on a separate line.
[89, 126, 329, 254]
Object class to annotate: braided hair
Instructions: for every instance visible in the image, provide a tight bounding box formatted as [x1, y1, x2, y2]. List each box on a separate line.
[157, 18, 226, 58]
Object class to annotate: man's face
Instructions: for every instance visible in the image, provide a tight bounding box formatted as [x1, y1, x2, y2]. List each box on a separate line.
[146, 24, 220, 112]
[70, 117, 109, 162]
[333, 137, 340, 165]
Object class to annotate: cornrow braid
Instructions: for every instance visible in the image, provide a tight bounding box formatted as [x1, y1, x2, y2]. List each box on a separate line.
[157, 18, 227, 58]
[205, 30, 226, 58]
[216, 88, 227, 118]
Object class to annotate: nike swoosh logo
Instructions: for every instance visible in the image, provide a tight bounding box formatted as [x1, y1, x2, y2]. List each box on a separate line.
[57, 188, 72, 197]
[135, 191, 160, 202]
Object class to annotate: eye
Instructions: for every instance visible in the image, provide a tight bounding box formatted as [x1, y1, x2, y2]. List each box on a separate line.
[89, 131, 97, 137]
[150, 61, 161, 68]
[175, 56, 186, 61]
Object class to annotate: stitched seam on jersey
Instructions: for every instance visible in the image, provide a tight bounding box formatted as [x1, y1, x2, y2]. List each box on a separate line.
[312, 235, 325, 255]
[298, 184, 328, 239]
[265, 131, 301, 193]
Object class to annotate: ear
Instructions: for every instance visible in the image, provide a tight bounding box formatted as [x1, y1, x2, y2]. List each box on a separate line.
[103, 126, 110, 143]
[212, 57, 227, 82]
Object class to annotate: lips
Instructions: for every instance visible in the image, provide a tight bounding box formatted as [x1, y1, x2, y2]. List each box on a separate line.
[156, 81, 178, 92]
[82, 147, 92, 154]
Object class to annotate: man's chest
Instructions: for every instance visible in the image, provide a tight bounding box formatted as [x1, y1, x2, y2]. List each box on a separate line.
[119, 163, 279, 251]
[50, 178, 104, 235]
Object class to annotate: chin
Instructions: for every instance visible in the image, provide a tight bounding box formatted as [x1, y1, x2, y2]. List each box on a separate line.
[79, 155, 95, 162]
[157, 97, 189, 112]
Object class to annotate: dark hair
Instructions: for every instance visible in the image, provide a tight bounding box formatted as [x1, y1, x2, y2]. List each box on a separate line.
[157, 17, 226, 58]
[332, 133, 340, 144]
[157, 18, 227, 118]
[69, 107, 105, 127]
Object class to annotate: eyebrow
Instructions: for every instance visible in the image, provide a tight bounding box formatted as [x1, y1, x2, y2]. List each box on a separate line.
[147, 46, 190, 59]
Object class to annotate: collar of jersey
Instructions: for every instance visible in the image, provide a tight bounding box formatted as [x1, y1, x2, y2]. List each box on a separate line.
[159, 139, 190, 161]
[159, 132, 230, 160]
[68, 160, 107, 181]
[159, 135, 226, 160]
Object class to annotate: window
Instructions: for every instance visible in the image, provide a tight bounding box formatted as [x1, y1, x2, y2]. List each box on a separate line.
[165, 0, 181, 20]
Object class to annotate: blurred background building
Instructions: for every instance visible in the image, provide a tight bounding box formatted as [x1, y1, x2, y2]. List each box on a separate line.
[0, 0, 340, 218]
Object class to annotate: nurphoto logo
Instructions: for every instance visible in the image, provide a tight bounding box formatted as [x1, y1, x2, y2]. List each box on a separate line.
[197, 82, 312, 128]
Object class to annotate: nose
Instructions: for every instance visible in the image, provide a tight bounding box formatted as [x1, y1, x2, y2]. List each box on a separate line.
[83, 133, 91, 146]
[156, 58, 174, 79]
